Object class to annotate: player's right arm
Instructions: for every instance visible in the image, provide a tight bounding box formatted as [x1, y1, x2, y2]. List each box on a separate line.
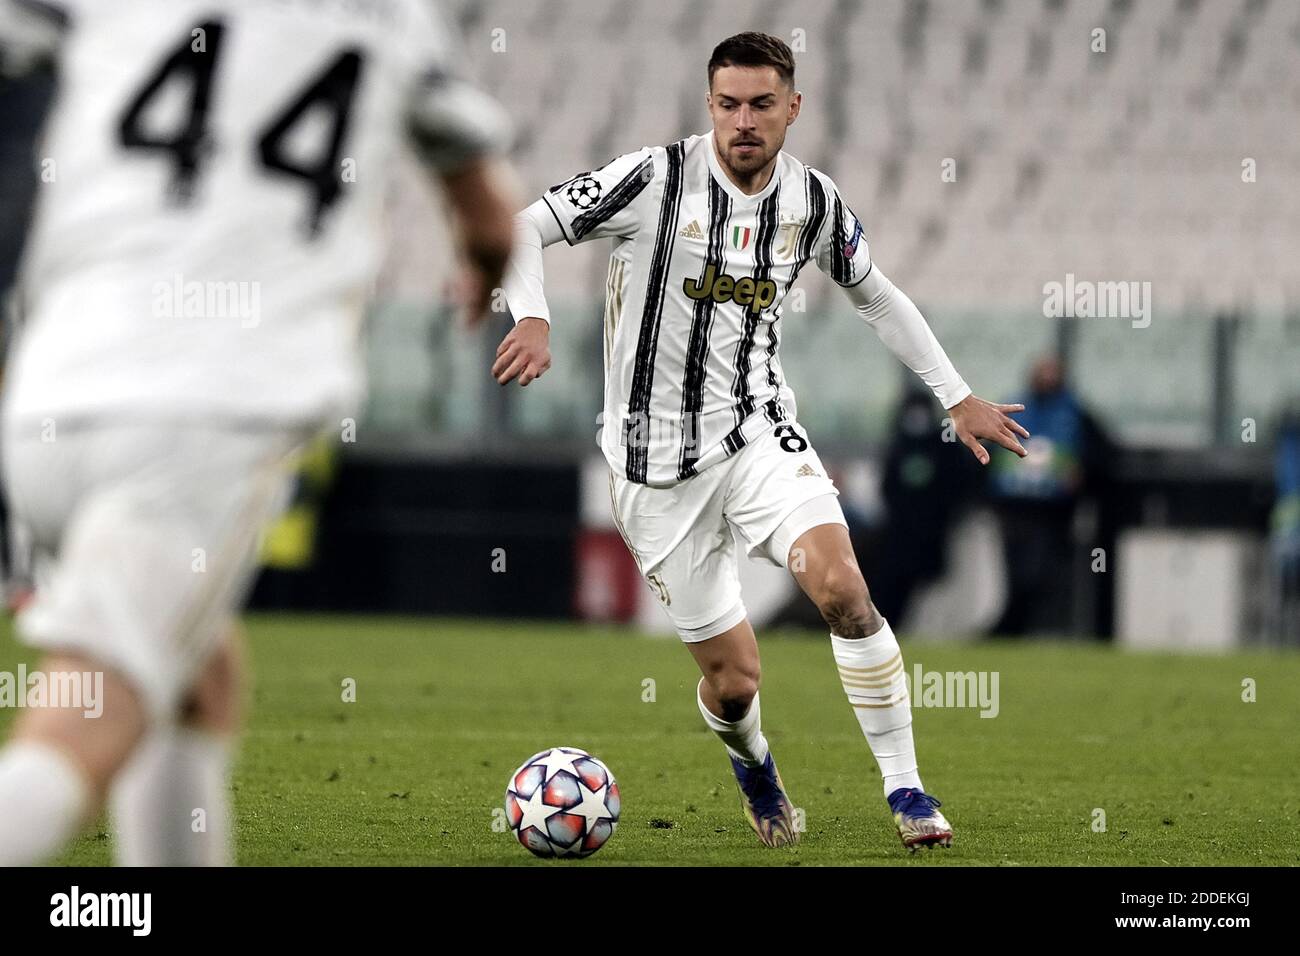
[495, 148, 655, 387]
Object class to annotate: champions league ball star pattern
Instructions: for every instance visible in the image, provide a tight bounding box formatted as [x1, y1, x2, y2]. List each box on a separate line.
[504, 747, 621, 858]
[564, 176, 602, 210]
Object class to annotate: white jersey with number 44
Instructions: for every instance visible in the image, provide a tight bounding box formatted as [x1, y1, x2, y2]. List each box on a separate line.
[0, 0, 506, 428]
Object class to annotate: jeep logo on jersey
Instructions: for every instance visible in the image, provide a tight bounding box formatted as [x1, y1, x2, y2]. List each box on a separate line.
[730, 225, 752, 251]
[683, 264, 778, 315]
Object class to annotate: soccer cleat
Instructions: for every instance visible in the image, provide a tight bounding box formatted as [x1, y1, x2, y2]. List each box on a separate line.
[888, 787, 953, 851]
[729, 753, 799, 847]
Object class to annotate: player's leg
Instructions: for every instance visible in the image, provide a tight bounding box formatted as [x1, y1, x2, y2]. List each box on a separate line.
[785, 519, 909, 784]
[100, 428, 298, 868]
[684, 613, 798, 847]
[0, 427, 154, 865]
[786, 517, 952, 848]
[727, 421, 950, 849]
[0, 423, 298, 866]
[687, 615, 763, 761]
[0, 653, 147, 865]
[690, 615, 760, 723]
[608, 468, 796, 846]
[110, 623, 245, 866]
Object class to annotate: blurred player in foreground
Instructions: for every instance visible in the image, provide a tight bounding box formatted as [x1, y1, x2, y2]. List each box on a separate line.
[498, 32, 1027, 850]
[0, 0, 516, 865]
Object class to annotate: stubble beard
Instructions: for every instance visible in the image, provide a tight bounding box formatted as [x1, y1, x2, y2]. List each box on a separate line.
[720, 140, 778, 184]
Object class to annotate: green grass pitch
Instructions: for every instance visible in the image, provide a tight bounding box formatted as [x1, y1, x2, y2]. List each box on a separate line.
[2, 614, 1297, 866]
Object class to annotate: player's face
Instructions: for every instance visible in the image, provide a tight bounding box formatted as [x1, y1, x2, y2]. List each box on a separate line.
[707, 66, 800, 181]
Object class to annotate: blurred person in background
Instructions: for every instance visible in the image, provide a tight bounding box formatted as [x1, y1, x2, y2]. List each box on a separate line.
[1270, 405, 1300, 643]
[869, 386, 982, 625]
[988, 355, 1111, 636]
[0, 0, 516, 867]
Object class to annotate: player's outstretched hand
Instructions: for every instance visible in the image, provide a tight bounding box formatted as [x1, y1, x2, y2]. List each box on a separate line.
[949, 395, 1030, 465]
[493, 316, 551, 387]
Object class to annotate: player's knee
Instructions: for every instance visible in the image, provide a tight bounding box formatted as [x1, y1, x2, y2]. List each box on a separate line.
[814, 564, 880, 638]
[813, 562, 870, 613]
[703, 666, 760, 721]
[12, 654, 149, 802]
[181, 634, 244, 734]
[717, 683, 758, 721]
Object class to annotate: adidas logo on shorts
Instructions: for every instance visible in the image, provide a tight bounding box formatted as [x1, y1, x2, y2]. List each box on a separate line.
[795, 464, 820, 478]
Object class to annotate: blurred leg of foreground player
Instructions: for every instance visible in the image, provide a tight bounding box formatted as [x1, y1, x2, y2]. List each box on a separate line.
[110, 624, 247, 866]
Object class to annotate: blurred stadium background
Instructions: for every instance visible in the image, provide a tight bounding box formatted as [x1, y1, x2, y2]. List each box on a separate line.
[2, 0, 1298, 649]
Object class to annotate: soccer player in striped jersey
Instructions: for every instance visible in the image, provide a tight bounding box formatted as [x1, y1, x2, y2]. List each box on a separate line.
[499, 32, 1028, 850]
[0, 0, 516, 866]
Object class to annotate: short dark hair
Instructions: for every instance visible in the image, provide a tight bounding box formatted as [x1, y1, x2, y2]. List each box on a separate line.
[707, 32, 795, 89]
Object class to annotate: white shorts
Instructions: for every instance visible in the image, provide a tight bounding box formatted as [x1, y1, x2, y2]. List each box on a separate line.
[1, 420, 309, 721]
[610, 420, 847, 642]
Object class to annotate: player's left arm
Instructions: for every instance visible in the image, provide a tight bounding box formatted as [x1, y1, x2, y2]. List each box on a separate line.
[402, 5, 518, 327]
[435, 156, 521, 325]
[813, 175, 1028, 465]
[843, 267, 1028, 464]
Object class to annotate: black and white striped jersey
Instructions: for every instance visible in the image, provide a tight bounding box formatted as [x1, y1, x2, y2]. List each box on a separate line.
[538, 132, 875, 487]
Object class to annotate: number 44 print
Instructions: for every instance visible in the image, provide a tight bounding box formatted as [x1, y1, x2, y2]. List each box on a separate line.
[118, 20, 364, 238]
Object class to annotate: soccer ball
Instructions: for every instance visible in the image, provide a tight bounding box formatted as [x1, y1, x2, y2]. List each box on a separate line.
[565, 176, 602, 210]
[504, 747, 621, 858]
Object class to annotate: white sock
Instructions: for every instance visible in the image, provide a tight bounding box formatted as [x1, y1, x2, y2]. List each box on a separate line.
[831, 619, 925, 798]
[110, 727, 233, 866]
[0, 740, 92, 866]
[696, 679, 771, 768]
